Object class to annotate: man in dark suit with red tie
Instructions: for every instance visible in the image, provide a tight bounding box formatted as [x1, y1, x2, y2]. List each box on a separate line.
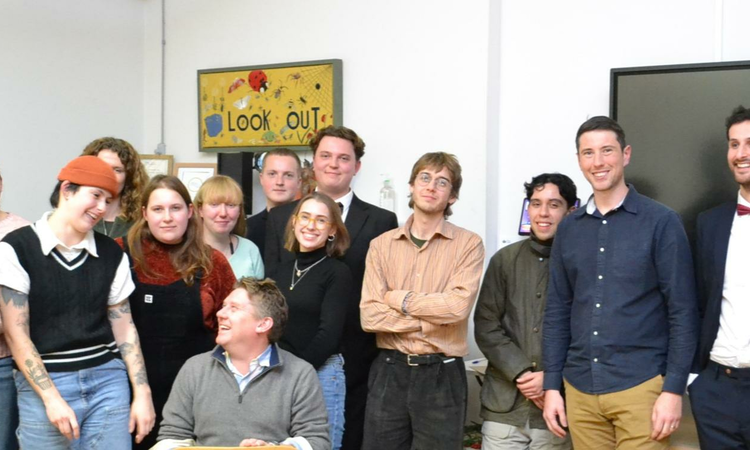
[690, 105, 750, 449]
[265, 126, 398, 450]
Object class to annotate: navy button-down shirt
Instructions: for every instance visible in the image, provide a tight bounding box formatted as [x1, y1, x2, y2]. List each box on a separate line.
[542, 185, 698, 395]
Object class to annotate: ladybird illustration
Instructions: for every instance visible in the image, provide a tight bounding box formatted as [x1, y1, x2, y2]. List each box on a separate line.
[248, 70, 268, 93]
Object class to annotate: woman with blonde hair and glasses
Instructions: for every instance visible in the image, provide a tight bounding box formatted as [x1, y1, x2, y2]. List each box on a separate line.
[194, 175, 263, 280]
[117, 175, 236, 449]
[81, 137, 149, 238]
[269, 192, 354, 450]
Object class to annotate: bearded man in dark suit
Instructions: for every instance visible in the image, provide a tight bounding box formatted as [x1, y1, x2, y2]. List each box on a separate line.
[691, 105, 750, 449]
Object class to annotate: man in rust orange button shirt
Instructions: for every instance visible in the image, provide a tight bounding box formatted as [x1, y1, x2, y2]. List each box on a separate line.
[360, 152, 484, 450]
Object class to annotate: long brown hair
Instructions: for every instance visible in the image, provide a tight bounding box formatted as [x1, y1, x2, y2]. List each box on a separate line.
[81, 137, 149, 223]
[127, 175, 213, 285]
[284, 192, 350, 257]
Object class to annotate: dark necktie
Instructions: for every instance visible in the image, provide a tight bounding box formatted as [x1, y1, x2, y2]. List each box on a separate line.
[738, 204, 750, 216]
[338, 202, 344, 213]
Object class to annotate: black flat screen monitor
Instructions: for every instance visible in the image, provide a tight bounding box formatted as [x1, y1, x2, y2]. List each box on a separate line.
[610, 60, 750, 242]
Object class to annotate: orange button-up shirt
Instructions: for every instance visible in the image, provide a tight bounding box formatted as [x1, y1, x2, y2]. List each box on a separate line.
[360, 215, 484, 357]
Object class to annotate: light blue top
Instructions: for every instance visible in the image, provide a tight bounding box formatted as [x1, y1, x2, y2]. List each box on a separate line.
[229, 235, 264, 280]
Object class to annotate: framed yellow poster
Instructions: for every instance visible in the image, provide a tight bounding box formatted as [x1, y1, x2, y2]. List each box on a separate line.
[197, 59, 342, 152]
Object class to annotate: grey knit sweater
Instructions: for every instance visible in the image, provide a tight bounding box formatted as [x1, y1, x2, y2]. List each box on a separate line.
[157, 345, 330, 449]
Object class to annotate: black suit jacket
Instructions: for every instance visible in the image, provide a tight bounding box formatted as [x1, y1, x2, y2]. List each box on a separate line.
[245, 209, 269, 261]
[693, 201, 736, 372]
[265, 194, 398, 383]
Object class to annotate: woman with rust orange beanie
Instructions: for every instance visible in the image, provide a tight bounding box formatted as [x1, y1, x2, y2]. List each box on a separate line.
[0, 155, 155, 449]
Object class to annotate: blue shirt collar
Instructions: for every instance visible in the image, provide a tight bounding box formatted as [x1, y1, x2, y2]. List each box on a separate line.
[577, 184, 640, 219]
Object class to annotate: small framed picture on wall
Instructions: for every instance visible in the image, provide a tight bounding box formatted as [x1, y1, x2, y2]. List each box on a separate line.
[140, 155, 174, 179]
[174, 162, 217, 199]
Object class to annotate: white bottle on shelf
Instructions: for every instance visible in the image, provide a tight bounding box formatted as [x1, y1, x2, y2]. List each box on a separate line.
[379, 178, 396, 213]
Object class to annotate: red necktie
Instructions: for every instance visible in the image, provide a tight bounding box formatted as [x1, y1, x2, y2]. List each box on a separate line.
[738, 204, 750, 216]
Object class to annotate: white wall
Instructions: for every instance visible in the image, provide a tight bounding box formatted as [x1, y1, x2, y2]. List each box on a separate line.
[494, 0, 750, 247]
[0, 0, 145, 221]
[141, 0, 490, 242]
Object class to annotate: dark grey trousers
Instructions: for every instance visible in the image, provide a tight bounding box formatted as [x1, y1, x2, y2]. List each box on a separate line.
[362, 350, 467, 450]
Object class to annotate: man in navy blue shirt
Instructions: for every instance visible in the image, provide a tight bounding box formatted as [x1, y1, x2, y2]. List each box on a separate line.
[541, 116, 699, 450]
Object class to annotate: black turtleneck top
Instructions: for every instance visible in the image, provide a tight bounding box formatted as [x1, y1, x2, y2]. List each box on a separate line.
[269, 246, 354, 369]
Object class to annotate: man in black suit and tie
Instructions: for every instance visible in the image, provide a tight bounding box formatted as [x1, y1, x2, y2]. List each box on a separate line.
[691, 105, 750, 449]
[266, 125, 398, 450]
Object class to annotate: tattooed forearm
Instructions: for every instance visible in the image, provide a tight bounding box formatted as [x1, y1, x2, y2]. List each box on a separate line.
[118, 332, 149, 386]
[110, 301, 150, 388]
[25, 359, 52, 390]
[118, 331, 140, 358]
[1, 286, 28, 307]
[133, 366, 149, 386]
[119, 342, 134, 358]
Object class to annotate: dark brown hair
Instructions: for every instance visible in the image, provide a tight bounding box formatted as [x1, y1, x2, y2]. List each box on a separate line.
[309, 126, 365, 161]
[127, 175, 213, 285]
[81, 137, 149, 223]
[283, 192, 350, 257]
[575, 116, 627, 151]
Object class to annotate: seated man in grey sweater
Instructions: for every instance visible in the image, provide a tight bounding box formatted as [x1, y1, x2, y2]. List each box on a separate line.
[151, 277, 330, 450]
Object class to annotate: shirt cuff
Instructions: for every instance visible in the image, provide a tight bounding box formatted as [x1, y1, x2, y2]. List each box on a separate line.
[513, 367, 534, 382]
[150, 438, 195, 449]
[384, 290, 411, 312]
[686, 373, 699, 394]
[281, 436, 310, 450]
[543, 371, 563, 391]
[662, 371, 688, 395]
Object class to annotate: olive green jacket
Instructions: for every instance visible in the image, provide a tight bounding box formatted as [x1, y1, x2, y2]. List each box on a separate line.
[473, 238, 551, 429]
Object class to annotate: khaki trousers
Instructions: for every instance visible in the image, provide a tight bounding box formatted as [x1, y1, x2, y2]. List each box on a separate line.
[564, 375, 669, 450]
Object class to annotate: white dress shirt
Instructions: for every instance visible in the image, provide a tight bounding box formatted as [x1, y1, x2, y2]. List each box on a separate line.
[710, 192, 750, 368]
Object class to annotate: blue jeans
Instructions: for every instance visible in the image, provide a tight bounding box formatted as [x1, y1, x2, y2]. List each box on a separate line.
[14, 358, 131, 450]
[0, 357, 19, 450]
[318, 354, 345, 450]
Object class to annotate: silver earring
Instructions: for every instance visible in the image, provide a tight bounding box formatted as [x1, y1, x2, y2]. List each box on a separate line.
[328, 235, 335, 242]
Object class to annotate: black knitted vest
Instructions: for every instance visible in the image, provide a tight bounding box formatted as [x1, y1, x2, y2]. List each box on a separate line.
[3, 226, 122, 372]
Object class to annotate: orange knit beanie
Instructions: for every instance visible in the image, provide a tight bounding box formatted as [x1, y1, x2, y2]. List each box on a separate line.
[58, 156, 119, 197]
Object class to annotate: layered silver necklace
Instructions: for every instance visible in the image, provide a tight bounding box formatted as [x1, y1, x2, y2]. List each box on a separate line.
[290, 255, 328, 291]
